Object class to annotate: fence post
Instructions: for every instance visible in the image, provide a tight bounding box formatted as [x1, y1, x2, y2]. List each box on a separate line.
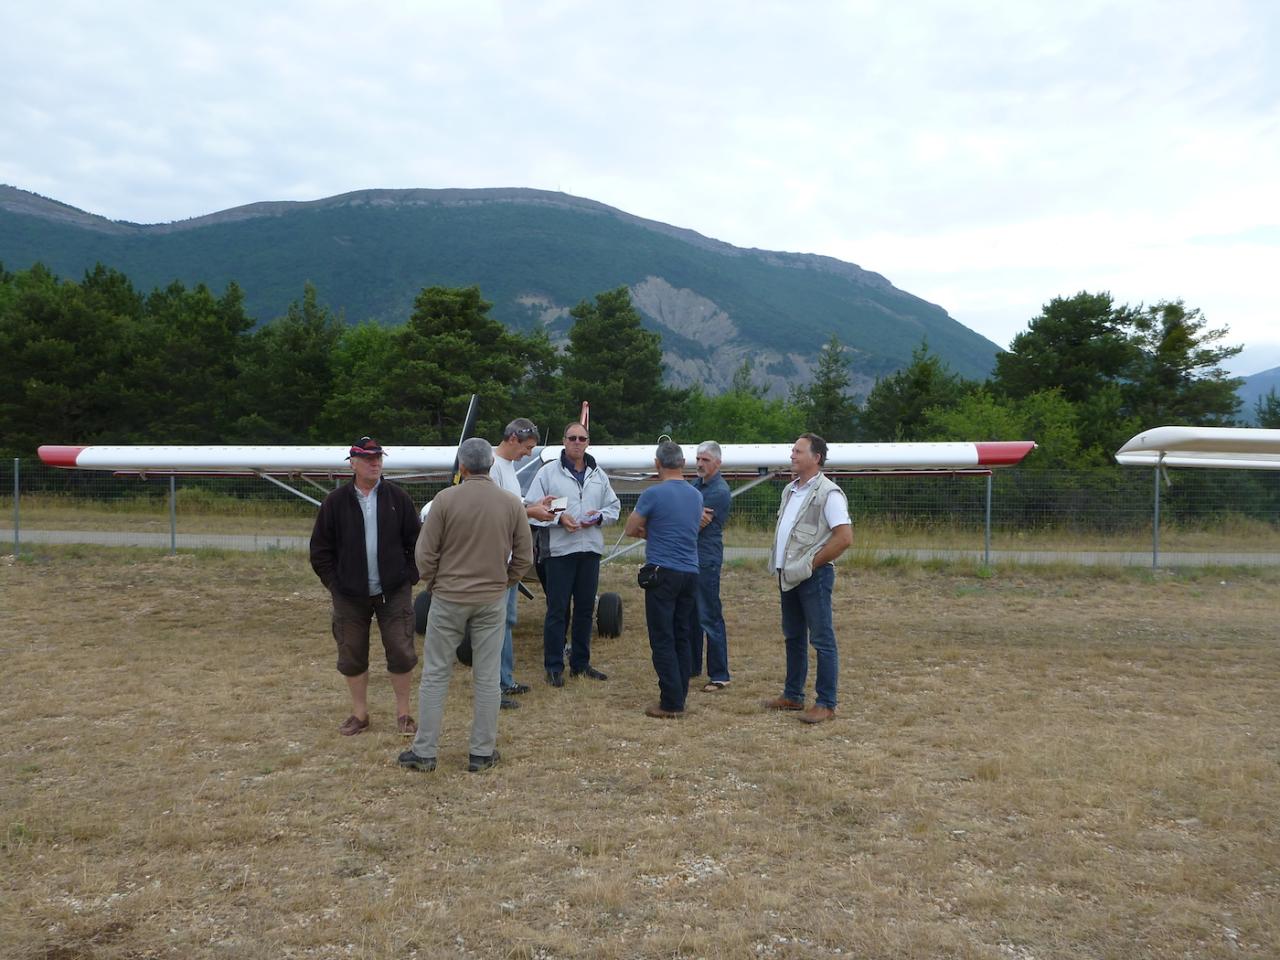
[169, 476, 177, 556]
[983, 473, 992, 566]
[11, 458, 18, 557]
[1152, 464, 1161, 569]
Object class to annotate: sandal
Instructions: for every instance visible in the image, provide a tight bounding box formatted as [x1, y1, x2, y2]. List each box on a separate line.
[701, 681, 730, 692]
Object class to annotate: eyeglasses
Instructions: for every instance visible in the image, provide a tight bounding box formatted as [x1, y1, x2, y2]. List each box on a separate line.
[564, 435, 589, 442]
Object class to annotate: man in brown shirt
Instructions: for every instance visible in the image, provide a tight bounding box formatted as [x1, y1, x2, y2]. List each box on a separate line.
[398, 438, 533, 773]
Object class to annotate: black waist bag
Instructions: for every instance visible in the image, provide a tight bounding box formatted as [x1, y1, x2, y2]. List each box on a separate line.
[637, 563, 661, 589]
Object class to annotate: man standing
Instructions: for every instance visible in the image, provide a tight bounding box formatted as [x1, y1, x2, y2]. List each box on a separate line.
[489, 418, 557, 709]
[399, 438, 532, 773]
[691, 440, 732, 692]
[624, 441, 703, 718]
[763, 433, 853, 724]
[310, 436, 421, 737]
[526, 421, 621, 686]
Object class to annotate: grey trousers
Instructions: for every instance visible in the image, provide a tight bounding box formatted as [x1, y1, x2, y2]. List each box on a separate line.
[410, 593, 506, 760]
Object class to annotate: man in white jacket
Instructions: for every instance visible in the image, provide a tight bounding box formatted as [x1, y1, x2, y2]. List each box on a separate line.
[763, 433, 852, 724]
[525, 421, 622, 687]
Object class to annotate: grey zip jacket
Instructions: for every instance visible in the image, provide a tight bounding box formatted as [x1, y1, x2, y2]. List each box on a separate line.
[526, 451, 622, 558]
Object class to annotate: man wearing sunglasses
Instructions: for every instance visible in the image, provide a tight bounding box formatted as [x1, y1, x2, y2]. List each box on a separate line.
[526, 422, 622, 686]
[490, 418, 557, 708]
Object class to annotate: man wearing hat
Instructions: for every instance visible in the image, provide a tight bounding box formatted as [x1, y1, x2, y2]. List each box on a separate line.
[310, 436, 422, 736]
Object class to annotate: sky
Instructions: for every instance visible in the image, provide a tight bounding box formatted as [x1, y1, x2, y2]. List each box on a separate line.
[3, 0, 1278, 374]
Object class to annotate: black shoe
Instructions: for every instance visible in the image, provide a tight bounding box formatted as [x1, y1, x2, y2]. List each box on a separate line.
[500, 696, 519, 710]
[571, 665, 608, 681]
[502, 682, 531, 696]
[546, 670, 564, 687]
[468, 749, 500, 772]
[397, 749, 436, 772]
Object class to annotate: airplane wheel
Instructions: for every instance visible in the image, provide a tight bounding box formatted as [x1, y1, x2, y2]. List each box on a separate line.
[596, 592, 623, 638]
[414, 591, 431, 635]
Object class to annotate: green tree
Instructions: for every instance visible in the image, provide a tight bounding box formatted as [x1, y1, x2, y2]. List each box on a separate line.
[561, 287, 686, 442]
[677, 360, 805, 443]
[0, 263, 142, 456]
[317, 321, 402, 439]
[323, 285, 554, 444]
[791, 335, 857, 441]
[1254, 388, 1280, 428]
[509, 330, 566, 444]
[233, 282, 345, 442]
[1124, 300, 1242, 426]
[923, 388, 1098, 470]
[124, 280, 255, 441]
[992, 292, 1139, 406]
[854, 340, 973, 441]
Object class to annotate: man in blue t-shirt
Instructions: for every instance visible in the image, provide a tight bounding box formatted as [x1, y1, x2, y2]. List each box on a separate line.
[624, 441, 703, 718]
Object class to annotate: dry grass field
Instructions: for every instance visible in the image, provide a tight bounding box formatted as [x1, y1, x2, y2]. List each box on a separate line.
[3, 547, 1278, 959]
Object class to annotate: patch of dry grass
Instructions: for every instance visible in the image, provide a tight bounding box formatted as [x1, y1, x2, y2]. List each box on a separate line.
[2, 548, 1278, 958]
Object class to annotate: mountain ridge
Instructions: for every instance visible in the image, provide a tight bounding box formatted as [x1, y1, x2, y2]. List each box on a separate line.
[0, 184, 1000, 396]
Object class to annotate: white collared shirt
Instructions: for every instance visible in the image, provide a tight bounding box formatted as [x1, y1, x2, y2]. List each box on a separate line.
[355, 480, 381, 595]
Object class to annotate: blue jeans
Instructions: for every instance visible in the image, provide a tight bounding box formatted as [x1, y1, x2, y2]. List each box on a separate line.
[779, 563, 838, 709]
[644, 567, 699, 711]
[542, 551, 600, 673]
[500, 585, 518, 689]
[694, 563, 729, 683]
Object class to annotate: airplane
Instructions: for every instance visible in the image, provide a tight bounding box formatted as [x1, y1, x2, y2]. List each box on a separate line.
[38, 407, 1038, 643]
[1115, 425, 1280, 471]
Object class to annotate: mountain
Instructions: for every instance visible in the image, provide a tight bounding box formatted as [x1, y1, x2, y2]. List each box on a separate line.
[1238, 366, 1280, 423]
[0, 184, 1001, 396]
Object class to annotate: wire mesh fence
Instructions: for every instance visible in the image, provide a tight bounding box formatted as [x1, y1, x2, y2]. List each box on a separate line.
[5, 459, 1280, 566]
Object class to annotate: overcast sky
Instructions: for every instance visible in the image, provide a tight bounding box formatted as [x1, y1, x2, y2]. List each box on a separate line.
[3, 0, 1278, 374]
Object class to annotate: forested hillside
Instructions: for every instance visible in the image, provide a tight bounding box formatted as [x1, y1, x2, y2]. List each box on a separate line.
[0, 185, 999, 395]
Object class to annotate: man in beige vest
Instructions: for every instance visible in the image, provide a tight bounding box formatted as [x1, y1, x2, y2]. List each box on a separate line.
[762, 433, 852, 724]
[398, 438, 533, 772]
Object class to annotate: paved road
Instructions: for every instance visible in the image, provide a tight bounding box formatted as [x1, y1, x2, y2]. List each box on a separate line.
[6, 527, 1279, 568]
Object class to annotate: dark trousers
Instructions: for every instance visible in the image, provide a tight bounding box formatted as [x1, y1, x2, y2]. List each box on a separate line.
[644, 567, 699, 712]
[692, 562, 729, 682]
[542, 551, 600, 673]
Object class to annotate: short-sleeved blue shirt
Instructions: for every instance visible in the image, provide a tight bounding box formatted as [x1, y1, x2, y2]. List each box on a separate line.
[692, 472, 731, 567]
[634, 479, 703, 573]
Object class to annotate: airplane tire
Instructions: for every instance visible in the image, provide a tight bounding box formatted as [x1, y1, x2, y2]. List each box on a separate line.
[413, 591, 431, 635]
[596, 592, 623, 638]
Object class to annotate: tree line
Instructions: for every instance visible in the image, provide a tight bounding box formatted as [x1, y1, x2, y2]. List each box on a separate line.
[2, 262, 1271, 474]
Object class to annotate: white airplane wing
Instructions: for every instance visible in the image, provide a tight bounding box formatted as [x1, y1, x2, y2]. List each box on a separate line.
[1115, 426, 1280, 471]
[39, 440, 1037, 478]
[37, 444, 458, 477]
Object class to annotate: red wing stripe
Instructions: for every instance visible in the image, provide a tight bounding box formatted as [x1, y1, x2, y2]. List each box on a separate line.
[38, 445, 86, 468]
[974, 441, 1036, 466]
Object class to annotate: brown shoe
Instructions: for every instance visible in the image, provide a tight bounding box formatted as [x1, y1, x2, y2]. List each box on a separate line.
[396, 715, 417, 736]
[761, 696, 805, 711]
[644, 703, 684, 719]
[339, 714, 370, 736]
[799, 706, 835, 724]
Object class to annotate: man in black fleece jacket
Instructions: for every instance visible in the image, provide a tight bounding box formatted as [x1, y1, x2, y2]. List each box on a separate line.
[310, 437, 421, 736]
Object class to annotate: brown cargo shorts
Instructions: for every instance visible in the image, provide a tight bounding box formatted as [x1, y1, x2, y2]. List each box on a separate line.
[330, 581, 418, 676]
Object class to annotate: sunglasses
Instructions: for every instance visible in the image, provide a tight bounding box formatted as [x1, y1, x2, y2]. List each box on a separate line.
[513, 426, 539, 440]
[564, 435, 589, 442]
